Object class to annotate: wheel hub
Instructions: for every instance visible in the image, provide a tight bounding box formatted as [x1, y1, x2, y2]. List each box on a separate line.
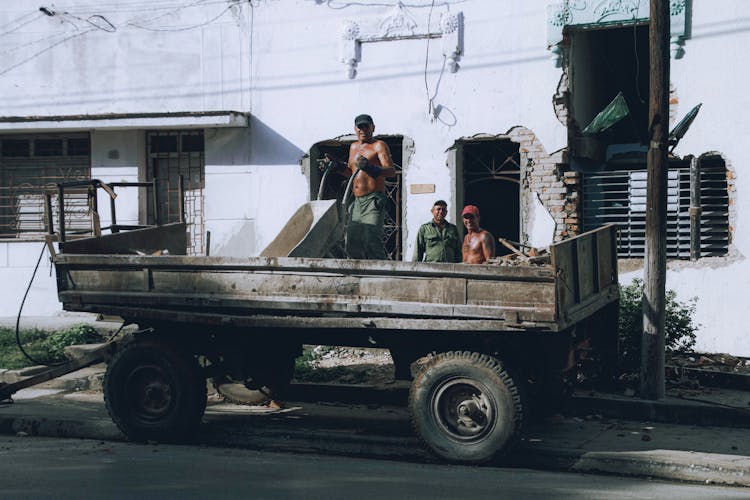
[126, 365, 174, 421]
[432, 378, 495, 441]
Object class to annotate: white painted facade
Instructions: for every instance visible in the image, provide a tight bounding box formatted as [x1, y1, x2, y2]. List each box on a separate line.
[0, 1, 747, 355]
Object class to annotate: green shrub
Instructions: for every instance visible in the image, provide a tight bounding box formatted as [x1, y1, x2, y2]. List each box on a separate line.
[0, 327, 53, 369]
[0, 324, 103, 369]
[618, 278, 699, 371]
[42, 324, 103, 361]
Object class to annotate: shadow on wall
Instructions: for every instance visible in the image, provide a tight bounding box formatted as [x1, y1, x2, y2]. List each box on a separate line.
[249, 116, 305, 165]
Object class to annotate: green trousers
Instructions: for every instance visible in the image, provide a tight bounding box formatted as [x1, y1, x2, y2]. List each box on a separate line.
[346, 191, 387, 260]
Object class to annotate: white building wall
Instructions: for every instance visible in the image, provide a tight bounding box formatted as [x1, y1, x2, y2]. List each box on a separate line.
[623, 0, 750, 355]
[0, 1, 748, 356]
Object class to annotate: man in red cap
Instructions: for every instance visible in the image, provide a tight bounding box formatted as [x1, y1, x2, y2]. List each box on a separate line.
[461, 205, 495, 264]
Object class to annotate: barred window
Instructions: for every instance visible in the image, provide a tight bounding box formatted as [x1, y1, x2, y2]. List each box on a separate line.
[582, 156, 729, 258]
[0, 134, 92, 240]
[146, 130, 205, 255]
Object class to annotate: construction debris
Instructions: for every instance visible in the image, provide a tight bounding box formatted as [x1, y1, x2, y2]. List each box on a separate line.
[487, 238, 550, 266]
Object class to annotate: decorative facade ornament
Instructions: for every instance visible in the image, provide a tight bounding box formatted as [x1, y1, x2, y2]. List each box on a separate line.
[441, 12, 462, 73]
[378, 2, 418, 37]
[338, 4, 463, 79]
[546, 0, 691, 66]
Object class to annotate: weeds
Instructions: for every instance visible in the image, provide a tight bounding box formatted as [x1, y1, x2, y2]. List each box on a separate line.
[0, 324, 105, 369]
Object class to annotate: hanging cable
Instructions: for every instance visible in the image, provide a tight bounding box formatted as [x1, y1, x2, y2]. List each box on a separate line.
[423, 0, 438, 118]
[14, 244, 66, 367]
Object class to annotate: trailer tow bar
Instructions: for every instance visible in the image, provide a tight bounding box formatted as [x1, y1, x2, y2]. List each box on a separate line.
[0, 342, 117, 403]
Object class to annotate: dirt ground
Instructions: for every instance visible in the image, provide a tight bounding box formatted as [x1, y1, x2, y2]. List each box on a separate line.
[293, 346, 396, 385]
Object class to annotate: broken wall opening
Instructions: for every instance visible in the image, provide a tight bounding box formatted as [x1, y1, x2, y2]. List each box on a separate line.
[568, 23, 649, 166]
[459, 138, 521, 256]
[450, 128, 573, 252]
[582, 153, 731, 259]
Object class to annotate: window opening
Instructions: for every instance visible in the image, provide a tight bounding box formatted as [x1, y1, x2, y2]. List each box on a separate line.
[568, 24, 649, 166]
[145, 130, 205, 255]
[0, 133, 91, 239]
[583, 156, 729, 258]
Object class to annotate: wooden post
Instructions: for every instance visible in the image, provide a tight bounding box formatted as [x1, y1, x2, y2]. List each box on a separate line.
[690, 156, 702, 261]
[640, 0, 670, 400]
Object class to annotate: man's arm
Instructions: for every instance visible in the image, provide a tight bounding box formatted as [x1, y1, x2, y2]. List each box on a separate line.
[413, 225, 426, 262]
[481, 231, 496, 261]
[322, 153, 351, 177]
[375, 140, 396, 177]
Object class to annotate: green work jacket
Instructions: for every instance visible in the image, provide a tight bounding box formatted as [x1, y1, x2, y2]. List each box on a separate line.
[413, 220, 462, 263]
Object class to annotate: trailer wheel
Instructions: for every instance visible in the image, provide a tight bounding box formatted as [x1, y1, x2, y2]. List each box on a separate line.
[409, 351, 524, 464]
[104, 339, 206, 443]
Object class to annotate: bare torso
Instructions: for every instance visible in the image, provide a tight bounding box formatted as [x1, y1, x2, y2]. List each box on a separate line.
[462, 229, 495, 264]
[347, 140, 392, 198]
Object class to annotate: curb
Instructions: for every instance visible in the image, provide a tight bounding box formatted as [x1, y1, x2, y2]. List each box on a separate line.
[0, 413, 122, 442]
[569, 449, 750, 487]
[570, 394, 750, 428]
[514, 446, 750, 487]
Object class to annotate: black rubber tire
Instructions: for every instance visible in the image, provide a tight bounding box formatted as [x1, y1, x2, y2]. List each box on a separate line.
[104, 338, 207, 443]
[409, 351, 524, 464]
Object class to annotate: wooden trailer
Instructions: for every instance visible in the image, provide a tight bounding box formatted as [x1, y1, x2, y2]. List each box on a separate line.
[48, 219, 619, 464]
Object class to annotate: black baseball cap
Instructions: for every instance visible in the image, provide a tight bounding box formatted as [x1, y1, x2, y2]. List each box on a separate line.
[354, 114, 374, 127]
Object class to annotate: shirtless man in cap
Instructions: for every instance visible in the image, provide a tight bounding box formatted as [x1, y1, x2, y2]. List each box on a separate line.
[461, 205, 495, 264]
[341, 114, 396, 259]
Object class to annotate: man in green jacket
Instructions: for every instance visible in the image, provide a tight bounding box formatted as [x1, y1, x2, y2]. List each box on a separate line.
[413, 199, 462, 263]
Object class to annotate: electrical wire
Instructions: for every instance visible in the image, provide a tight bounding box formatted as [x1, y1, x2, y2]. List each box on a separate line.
[14, 244, 66, 367]
[0, 1, 238, 74]
[0, 11, 44, 38]
[126, 3, 235, 32]
[121, 0, 211, 28]
[0, 28, 93, 77]
[423, 0, 438, 117]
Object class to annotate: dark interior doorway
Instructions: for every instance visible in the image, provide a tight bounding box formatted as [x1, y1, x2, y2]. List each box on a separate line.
[309, 136, 403, 260]
[462, 139, 520, 256]
[569, 23, 649, 165]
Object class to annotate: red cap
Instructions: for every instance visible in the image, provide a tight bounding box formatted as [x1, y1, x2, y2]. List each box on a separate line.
[462, 205, 480, 217]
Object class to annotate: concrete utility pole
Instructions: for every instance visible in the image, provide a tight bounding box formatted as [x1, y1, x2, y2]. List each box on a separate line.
[640, 0, 670, 400]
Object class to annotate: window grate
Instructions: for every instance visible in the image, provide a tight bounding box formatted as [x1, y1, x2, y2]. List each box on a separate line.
[146, 130, 205, 255]
[0, 134, 91, 240]
[582, 159, 729, 259]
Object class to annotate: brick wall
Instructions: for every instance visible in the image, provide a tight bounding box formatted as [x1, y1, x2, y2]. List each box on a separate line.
[507, 126, 580, 242]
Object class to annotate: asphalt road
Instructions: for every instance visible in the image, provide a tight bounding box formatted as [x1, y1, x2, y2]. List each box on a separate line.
[1, 436, 749, 499]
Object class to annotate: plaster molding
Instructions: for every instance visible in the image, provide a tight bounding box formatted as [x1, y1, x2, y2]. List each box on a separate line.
[546, 0, 689, 67]
[339, 3, 463, 79]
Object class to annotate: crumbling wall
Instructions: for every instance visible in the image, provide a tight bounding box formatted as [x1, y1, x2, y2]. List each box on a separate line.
[507, 126, 579, 243]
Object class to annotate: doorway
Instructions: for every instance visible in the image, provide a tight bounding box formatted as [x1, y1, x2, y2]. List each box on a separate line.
[145, 130, 205, 255]
[461, 139, 521, 256]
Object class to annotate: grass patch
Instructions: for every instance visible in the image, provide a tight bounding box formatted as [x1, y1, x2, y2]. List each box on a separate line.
[0, 324, 104, 370]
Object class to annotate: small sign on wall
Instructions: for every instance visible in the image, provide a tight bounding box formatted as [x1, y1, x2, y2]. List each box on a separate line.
[410, 183, 436, 194]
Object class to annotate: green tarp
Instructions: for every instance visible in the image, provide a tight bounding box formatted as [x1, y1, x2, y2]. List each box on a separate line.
[582, 91, 630, 136]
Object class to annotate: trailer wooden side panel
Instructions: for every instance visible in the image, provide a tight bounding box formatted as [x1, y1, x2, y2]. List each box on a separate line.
[550, 225, 619, 329]
[53, 226, 618, 333]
